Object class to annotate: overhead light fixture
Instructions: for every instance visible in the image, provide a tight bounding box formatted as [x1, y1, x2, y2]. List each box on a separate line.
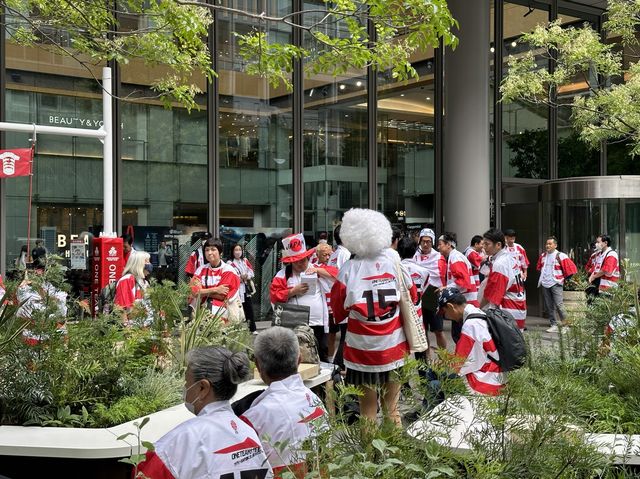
[511, 41, 517, 47]
[426, 96, 431, 100]
[309, 88, 314, 97]
[400, 93, 405, 97]
[339, 84, 346, 90]
[490, 46, 495, 53]
[356, 81, 363, 87]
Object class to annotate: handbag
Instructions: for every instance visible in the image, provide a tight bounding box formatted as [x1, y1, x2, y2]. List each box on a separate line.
[271, 302, 311, 328]
[395, 262, 429, 353]
[245, 279, 257, 297]
[225, 296, 246, 324]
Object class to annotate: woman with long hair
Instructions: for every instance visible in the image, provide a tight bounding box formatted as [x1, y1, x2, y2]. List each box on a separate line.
[229, 243, 256, 332]
[330, 209, 417, 425]
[114, 250, 152, 322]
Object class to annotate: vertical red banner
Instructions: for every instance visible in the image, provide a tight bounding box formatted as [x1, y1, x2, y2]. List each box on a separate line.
[91, 237, 124, 316]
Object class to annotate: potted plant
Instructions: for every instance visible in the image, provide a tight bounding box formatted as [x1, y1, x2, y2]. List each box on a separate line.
[563, 268, 588, 316]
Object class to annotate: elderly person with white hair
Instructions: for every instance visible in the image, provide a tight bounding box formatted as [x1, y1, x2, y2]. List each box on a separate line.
[330, 208, 417, 425]
[137, 346, 273, 479]
[240, 327, 327, 478]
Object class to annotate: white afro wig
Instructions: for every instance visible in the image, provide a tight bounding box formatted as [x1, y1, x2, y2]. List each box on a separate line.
[340, 208, 392, 258]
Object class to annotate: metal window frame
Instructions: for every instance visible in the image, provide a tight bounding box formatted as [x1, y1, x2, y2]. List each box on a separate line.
[434, 39, 444, 234]
[293, 0, 304, 231]
[0, 5, 5, 276]
[207, 3, 219, 235]
[367, 18, 378, 210]
[493, 0, 504, 228]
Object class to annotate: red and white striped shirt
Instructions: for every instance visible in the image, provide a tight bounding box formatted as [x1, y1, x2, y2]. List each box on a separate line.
[506, 243, 529, 276]
[585, 251, 598, 274]
[401, 259, 430, 321]
[483, 248, 527, 329]
[114, 273, 145, 309]
[455, 304, 505, 396]
[137, 401, 273, 479]
[229, 257, 255, 302]
[412, 248, 446, 288]
[270, 268, 328, 330]
[185, 248, 205, 276]
[311, 262, 339, 315]
[191, 261, 241, 313]
[241, 374, 327, 476]
[445, 249, 479, 307]
[536, 251, 578, 288]
[594, 248, 620, 291]
[331, 252, 417, 373]
[464, 247, 484, 287]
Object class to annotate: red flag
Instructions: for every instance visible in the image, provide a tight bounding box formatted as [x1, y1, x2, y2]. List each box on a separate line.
[0, 148, 33, 178]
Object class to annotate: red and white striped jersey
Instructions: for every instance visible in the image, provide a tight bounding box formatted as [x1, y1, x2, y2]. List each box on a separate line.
[137, 401, 273, 479]
[585, 251, 598, 274]
[412, 248, 446, 288]
[114, 273, 145, 309]
[241, 374, 327, 475]
[464, 247, 484, 287]
[445, 249, 479, 307]
[330, 252, 418, 373]
[270, 268, 328, 329]
[455, 304, 505, 396]
[483, 248, 527, 329]
[185, 248, 205, 276]
[328, 245, 351, 270]
[594, 248, 620, 291]
[505, 243, 530, 276]
[311, 262, 339, 314]
[536, 251, 578, 288]
[191, 261, 241, 313]
[400, 259, 430, 321]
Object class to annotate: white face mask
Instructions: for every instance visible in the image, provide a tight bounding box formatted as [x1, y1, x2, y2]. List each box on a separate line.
[182, 382, 201, 414]
[233, 250, 242, 259]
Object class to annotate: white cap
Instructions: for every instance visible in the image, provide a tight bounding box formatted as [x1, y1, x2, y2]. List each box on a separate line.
[419, 228, 435, 243]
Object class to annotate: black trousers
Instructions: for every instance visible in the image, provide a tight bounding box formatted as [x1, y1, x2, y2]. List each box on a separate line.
[242, 297, 256, 332]
[333, 323, 348, 369]
[311, 325, 329, 363]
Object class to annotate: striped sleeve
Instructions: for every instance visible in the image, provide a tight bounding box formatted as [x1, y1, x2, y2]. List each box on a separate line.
[136, 450, 176, 479]
[330, 280, 348, 323]
[270, 272, 290, 304]
[483, 270, 508, 306]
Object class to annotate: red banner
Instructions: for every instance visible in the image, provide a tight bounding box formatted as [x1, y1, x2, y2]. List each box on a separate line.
[0, 148, 33, 178]
[91, 237, 124, 316]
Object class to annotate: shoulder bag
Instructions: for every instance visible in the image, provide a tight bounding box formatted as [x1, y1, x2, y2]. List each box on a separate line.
[395, 262, 429, 353]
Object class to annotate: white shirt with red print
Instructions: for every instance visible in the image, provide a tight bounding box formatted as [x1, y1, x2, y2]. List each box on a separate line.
[191, 261, 241, 316]
[328, 245, 351, 270]
[536, 251, 578, 288]
[137, 401, 273, 479]
[445, 249, 479, 307]
[240, 374, 327, 476]
[412, 248, 446, 288]
[455, 304, 505, 396]
[594, 247, 620, 291]
[483, 248, 526, 329]
[506, 242, 530, 276]
[464, 247, 484, 288]
[330, 251, 418, 373]
[230, 257, 255, 302]
[270, 268, 328, 331]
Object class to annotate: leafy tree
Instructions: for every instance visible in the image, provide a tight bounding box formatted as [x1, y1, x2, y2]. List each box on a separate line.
[2, 0, 458, 109]
[501, 0, 640, 156]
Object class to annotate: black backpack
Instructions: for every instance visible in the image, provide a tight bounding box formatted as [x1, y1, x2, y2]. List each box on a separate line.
[467, 308, 527, 372]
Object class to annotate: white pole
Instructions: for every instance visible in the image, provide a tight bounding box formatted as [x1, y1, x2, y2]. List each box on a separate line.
[102, 67, 113, 236]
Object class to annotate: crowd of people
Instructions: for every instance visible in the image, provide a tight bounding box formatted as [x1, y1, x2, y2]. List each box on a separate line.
[0, 209, 624, 478]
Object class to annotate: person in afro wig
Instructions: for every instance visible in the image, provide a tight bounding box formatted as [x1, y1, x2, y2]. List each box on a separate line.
[330, 208, 417, 425]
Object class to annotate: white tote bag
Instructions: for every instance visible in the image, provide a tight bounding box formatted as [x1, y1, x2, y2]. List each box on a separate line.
[395, 262, 429, 353]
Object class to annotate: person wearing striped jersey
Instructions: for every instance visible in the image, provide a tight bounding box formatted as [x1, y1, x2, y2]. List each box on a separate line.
[230, 243, 256, 332]
[398, 236, 430, 341]
[588, 234, 620, 293]
[413, 228, 448, 350]
[504, 229, 529, 329]
[137, 346, 273, 479]
[185, 232, 213, 279]
[241, 327, 327, 478]
[328, 224, 351, 271]
[330, 208, 418, 424]
[311, 242, 340, 362]
[114, 250, 153, 324]
[438, 287, 505, 396]
[536, 236, 578, 333]
[190, 238, 241, 321]
[464, 235, 485, 287]
[437, 233, 479, 343]
[270, 233, 329, 362]
[480, 229, 526, 329]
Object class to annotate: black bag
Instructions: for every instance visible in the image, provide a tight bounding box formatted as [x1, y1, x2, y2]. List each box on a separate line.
[271, 302, 310, 328]
[467, 308, 527, 372]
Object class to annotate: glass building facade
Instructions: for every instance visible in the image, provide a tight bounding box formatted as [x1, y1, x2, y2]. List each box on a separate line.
[4, 0, 636, 316]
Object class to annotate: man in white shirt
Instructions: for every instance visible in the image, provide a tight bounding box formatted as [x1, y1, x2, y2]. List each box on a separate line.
[536, 236, 577, 333]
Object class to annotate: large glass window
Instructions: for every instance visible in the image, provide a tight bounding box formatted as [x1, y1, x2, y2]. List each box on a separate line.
[377, 61, 435, 231]
[502, 3, 549, 179]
